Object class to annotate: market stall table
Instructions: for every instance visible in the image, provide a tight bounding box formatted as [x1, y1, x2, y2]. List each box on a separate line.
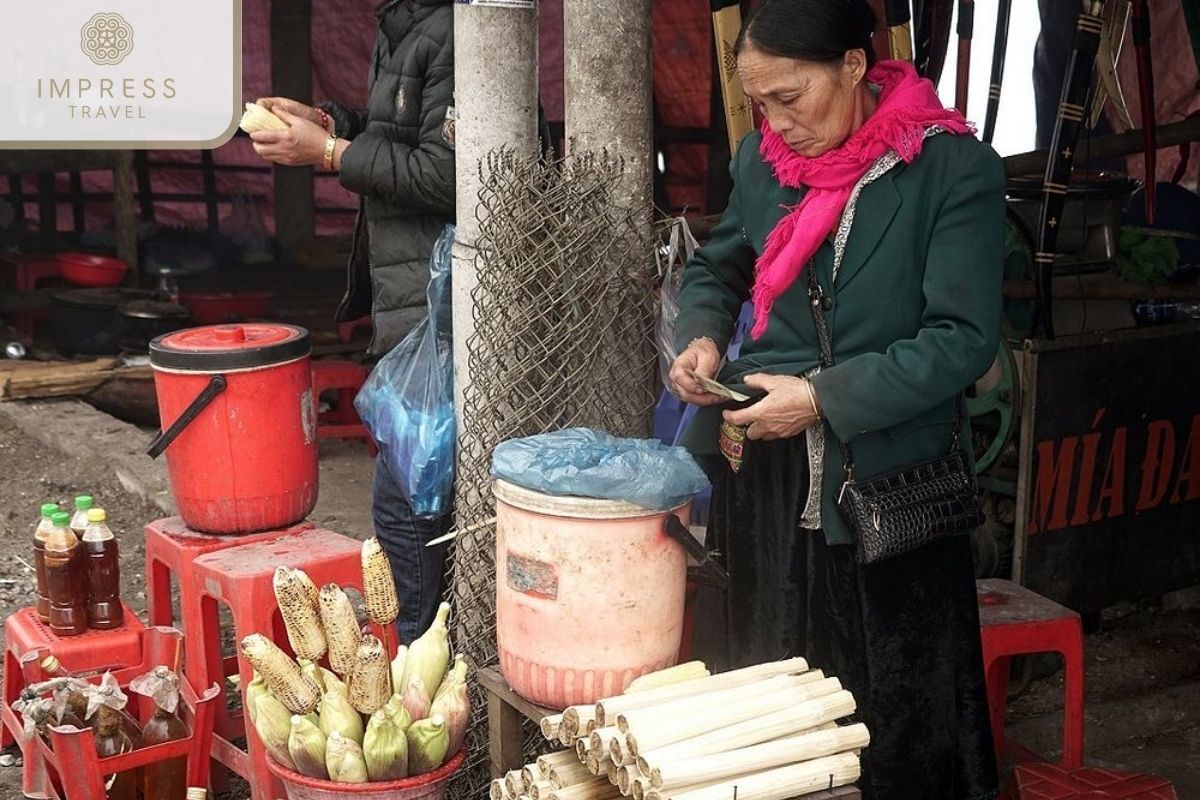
[475, 667, 863, 800]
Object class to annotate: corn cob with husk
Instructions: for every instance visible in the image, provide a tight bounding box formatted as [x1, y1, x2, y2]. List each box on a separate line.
[318, 681, 365, 744]
[406, 714, 450, 775]
[321, 667, 347, 696]
[430, 670, 469, 755]
[361, 538, 400, 626]
[274, 567, 326, 661]
[239, 102, 289, 133]
[298, 659, 325, 694]
[434, 654, 467, 703]
[245, 672, 267, 725]
[326, 732, 370, 783]
[390, 645, 408, 698]
[401, 602, 452, 704]
[400, 675, 432, 722]
[240, 634, 320, 714]
[253, 693, 297, 770]
[624, 662, 709, 694]
[363, 708, 409, 781]
[349, 634, 392, 715]
[288, 714, 329, 779]
[384, 693, 414, 731]
[319, 584, 363, 677]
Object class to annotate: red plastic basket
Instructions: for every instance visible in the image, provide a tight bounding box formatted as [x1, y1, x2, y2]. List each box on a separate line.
[57, 253, 129, 288]
[267, 747, 466, 800]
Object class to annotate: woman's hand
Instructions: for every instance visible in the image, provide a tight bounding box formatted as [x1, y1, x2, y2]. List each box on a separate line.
[256, 97, 323, 128]
[723, 374, 820, 440]
[249, 109, 329, 167]
[668, 338, 725, 407]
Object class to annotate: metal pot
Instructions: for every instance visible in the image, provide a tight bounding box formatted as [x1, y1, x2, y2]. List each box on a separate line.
[115, 300, 191, 353]
[50, 288, 155, 356]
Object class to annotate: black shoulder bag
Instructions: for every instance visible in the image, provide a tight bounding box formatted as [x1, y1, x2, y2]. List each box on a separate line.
[806, 268, 985, 565]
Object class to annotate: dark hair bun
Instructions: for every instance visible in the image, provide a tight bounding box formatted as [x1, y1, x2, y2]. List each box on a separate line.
[737, 0, 878, 67]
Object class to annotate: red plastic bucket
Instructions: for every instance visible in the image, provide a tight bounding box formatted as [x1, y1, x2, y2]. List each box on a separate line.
[148, 323, 318, 534]
[266, 748, 466, 800]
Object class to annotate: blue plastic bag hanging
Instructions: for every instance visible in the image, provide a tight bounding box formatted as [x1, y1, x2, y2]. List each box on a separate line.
[491, 428, 710, 512]
[355, 225, 456, 518]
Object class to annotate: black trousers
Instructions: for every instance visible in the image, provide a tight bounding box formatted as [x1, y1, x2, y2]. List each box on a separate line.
[709, 434, 999, 800]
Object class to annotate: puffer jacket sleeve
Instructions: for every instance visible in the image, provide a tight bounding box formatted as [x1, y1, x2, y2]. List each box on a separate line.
[317, 101, 368, 141]
[336, 33, 455, 215]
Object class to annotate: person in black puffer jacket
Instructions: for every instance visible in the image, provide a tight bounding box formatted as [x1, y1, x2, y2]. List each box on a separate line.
[250, 0, 454, 644]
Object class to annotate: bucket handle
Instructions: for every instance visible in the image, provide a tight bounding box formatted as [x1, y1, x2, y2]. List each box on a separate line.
[146, 375, 227, 459]
[662, 515, 728, 586]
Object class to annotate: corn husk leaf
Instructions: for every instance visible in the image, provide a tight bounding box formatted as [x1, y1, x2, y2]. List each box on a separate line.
[364, 709, 409, 781]
[321, 667, 347, 696]
[288, 714, 329, 779]
[430, 677, 469, 756]
[318, 685, 365, 744]
[406, 714, 449, 775]
[400, 602, 451, 705]
[384, 694, 413, 731]
[245, 672, 267, 726]
[299, 659, 324, 694]
[254, 694, 296, 771]
[401, 675, 431, 722]
[433, 655, 467, 703]
[390, 645, 408, 697]
[326, 732, 369, 784]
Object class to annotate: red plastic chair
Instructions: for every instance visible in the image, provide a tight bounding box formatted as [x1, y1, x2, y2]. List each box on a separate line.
[1007, 763, 1177, 799]
[977, 579, 1085, 769]
[1, 254, 62, 337]
[189, 527, 385, 800]
[310, 359, 372, 443]
[2, 605, 145, 749]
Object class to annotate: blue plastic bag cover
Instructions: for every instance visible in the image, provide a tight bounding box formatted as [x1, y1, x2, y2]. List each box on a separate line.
[354, 225, 456, 518]
[491, 428, 711, 512]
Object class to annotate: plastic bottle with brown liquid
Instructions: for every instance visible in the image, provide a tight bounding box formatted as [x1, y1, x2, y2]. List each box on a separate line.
[90, 676, 137, 800]
[82, 508, 124, 629]
[43, 512, 87, 636]
[131, 667, 189, 800]
[33, 503, 59, 623]
[69, 495, 93, 536]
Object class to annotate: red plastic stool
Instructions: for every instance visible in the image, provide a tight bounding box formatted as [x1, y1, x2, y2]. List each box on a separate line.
[1007, 763, 1177, 799]
[191, 527, 377, 800]
[1, 254, 62, 337]
[978, 579, 1085, 769]
[2, 605, 145, 749]
[311, 359, 375, 450]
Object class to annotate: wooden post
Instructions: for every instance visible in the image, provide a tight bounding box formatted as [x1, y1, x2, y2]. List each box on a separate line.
[37, 173, 55, 250]
[488, 691, 527, 779]
[112, 151, 139, 274]
[270, 0, 315, 259]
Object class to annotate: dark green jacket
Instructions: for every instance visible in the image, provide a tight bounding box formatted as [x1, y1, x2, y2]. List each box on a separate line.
[322, 0, 455, 355]
[675, 130, 1005, 545]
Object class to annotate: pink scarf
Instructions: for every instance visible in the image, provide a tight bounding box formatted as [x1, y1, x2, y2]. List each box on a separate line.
[750, 60, 972, 339]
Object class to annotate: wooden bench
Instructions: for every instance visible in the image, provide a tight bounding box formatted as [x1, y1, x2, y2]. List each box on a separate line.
[475, 667, 863, 799]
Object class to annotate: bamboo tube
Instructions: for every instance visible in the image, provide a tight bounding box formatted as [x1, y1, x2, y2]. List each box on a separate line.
[491, 780, 509, 800]
[538, 750, 581, 775]
[564, 705, 597, 737]
[586, 719, 598, 735]
[650, 723, 870, 791]
[542, 713, 565, 741]
[590, 727, 620, 758]
[523, 766, 540, 790]
[606, 760, 621, 785]
[616, 673, 823, 734]
[631, 778, 646, 800]
[594, 658, 808, 725]
[507, 771, 526, 797]
[668, 752, 860, 800]
[609, 732, 636, 766]
[560, 724, 576, 747]
[551, 779, 623, 800]
[552, 760, 595, 789]
[626, 679, 844, 757]
[586, 753, 605, 776]
[617, 764, 641, 796]
[643, 775, 730, 800]
[637, 692, 854, 771]
[577, 738, 591, 761]
[530, 780, 554, 800]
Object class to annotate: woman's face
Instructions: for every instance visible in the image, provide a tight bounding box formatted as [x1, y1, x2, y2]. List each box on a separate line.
[738, 45, 869, 157]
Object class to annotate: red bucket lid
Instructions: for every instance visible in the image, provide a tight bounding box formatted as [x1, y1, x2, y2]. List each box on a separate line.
[150, 323, 310, 371]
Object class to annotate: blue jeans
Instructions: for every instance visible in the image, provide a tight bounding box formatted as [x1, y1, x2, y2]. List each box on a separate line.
[372, 458, 452, 643]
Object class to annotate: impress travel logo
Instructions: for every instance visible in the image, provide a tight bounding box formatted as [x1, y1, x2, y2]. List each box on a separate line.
[1, 3, 242, 149]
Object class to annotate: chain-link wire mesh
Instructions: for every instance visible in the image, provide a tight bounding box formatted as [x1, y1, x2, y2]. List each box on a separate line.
[446, 147, 660, 795]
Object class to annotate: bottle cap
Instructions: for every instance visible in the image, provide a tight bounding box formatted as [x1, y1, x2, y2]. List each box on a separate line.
[41, 655, 61, 674]
[86, 508, 107, 523]
[51, 512, 70, 527]
[40, 503, 59, 518]
[74, 496, 93, 511]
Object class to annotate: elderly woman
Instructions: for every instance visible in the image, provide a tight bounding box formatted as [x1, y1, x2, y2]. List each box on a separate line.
[669, 1, 1002, 798]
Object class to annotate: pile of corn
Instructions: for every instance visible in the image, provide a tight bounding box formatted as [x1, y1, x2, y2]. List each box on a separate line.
[494, 658, 867, 800]
[238, 538, 469, 784]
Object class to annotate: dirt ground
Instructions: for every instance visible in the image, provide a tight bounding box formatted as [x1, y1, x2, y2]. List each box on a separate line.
[0, 409, 1198, 798]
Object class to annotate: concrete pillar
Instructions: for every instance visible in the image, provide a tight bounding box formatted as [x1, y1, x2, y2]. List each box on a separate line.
[563, 0, 653, 220]
[451, 2, 540, 425]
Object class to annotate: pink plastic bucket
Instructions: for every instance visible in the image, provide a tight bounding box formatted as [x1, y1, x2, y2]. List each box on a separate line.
[266, 748, 465, 800]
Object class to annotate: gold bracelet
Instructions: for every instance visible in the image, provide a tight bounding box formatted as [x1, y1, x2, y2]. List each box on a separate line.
[688, 336, 717, 351]
[803, 378, 822, 421]
[322, 134, 337, 171]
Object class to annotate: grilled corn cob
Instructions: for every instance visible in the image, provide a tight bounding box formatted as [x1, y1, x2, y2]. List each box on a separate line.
[361, 538, 400, 625]
[239, 634, 320, 714]
[319, 584, 363, 677]
[275, 567, 326, 661]
[349, 634, 391, 715]
[624, 661, 709, 693]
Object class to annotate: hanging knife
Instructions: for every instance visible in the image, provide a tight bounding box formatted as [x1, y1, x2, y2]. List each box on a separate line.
[886, 0, 914, 63]
[1130, 0, 1156, 223]
[1035, 0, 1106, 339]
[711, 0, 754, 156]
[981, 0, 1012, 143]
[955, 0, 975, 115]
